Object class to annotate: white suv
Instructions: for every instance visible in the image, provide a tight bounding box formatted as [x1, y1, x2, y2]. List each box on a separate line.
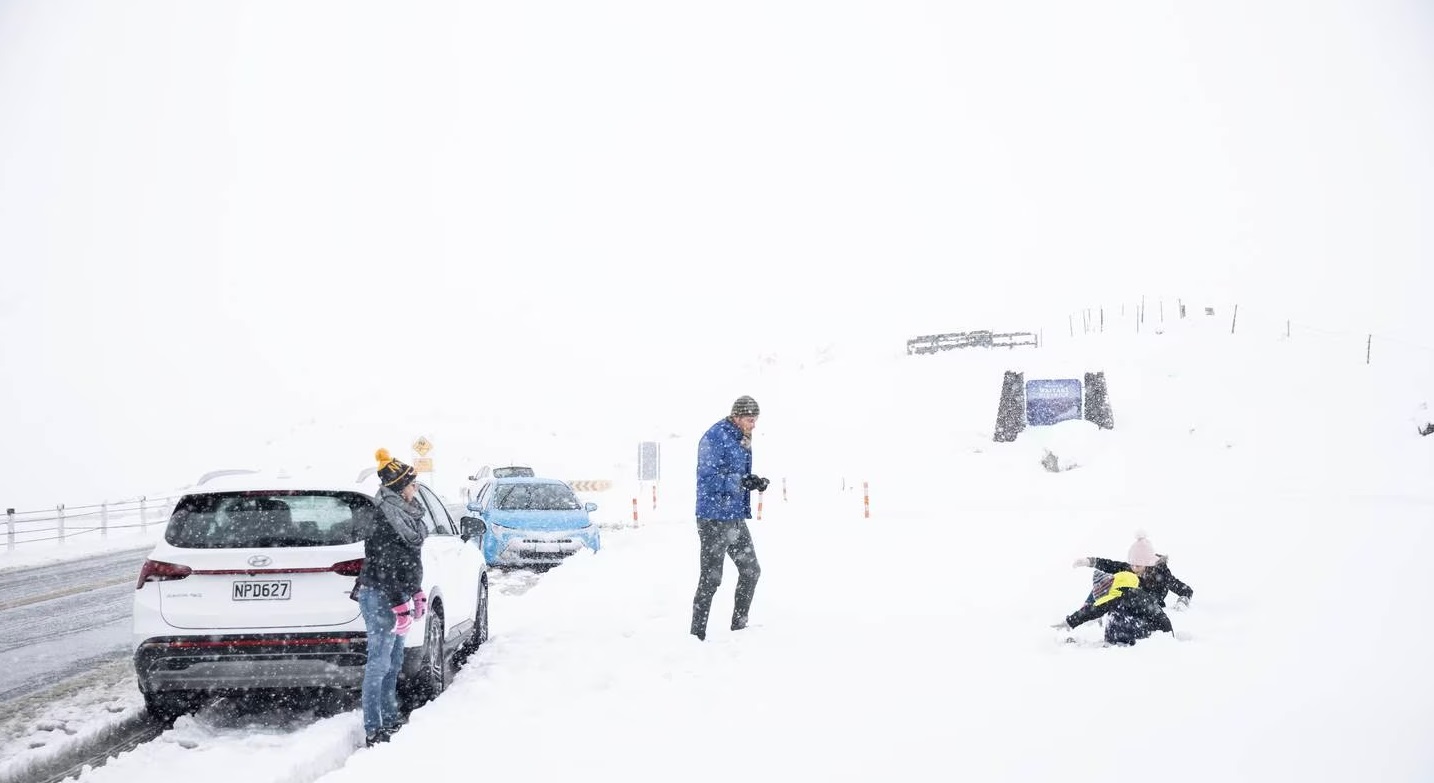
[131, 469, 489, 719]
[460, 464, 536, 503]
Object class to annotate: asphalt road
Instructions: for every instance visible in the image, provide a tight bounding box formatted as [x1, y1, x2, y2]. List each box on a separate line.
[0, 538, 555, 783]
[0, 547, 151, 704]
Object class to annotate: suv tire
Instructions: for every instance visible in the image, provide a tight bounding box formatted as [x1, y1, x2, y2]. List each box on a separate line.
[457, 578, 489, 663]
[402, 609, 447, 710]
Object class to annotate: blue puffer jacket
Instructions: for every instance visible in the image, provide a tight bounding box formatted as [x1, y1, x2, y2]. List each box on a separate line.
[695, 417, 752, 521]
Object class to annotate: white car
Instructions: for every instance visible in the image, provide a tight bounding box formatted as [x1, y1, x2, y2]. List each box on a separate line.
[460, 464, 535, 504]
[132, 468, 489, 719]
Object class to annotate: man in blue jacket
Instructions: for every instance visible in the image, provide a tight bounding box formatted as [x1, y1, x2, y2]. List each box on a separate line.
[691, 395, 770, 641]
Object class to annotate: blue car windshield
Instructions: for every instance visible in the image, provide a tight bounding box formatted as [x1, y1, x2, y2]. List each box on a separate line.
[494, 483, 582, 511]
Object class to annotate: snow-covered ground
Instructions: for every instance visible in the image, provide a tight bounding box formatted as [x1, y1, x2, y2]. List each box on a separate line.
[3, 315, 1432, 782]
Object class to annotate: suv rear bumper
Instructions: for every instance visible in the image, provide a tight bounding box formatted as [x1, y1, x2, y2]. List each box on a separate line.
[135, 632, 374, 692]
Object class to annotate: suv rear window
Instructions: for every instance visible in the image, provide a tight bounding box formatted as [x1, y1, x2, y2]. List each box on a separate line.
[165, 491, 376, 549]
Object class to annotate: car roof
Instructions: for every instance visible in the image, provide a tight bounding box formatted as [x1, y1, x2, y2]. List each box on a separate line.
[473, 464, 533, 476]
[182, 468, 388, 496]
[492, 476, 568, 486]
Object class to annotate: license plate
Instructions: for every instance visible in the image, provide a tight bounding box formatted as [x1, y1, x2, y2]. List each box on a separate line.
[232, 580, 292, 600]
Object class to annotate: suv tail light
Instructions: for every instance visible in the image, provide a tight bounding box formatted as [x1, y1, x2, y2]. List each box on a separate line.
[331, 558, 365, 577]
[136, 559, 193, 590]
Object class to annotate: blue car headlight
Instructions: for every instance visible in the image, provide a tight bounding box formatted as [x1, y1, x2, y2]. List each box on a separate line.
[487, 521, 518, 536]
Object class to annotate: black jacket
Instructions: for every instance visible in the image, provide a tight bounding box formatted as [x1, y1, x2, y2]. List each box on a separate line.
[356, 488, 427, 606]
[1066, 584, 1173, 645]
[1090, 557, 1193, 606]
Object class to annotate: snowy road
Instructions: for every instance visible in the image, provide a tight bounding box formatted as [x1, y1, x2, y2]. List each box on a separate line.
[0, 547, 149, 703]
[0, 554, 554, 783]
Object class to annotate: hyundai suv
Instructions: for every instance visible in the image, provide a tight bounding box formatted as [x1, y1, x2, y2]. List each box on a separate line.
[131, 469, 490, 719]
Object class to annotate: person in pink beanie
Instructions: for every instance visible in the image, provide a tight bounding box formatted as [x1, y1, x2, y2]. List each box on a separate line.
[1071, 531, 1194, 611]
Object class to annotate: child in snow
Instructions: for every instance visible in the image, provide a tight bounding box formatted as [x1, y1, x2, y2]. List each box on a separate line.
[1054, 570, 1173, 646]
[1073, 532, 1194, 611]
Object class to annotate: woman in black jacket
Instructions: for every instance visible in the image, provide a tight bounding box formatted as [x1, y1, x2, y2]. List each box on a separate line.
[357, 449, 428, 747]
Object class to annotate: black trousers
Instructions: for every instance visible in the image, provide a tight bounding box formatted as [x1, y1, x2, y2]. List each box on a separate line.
[690, 519, 761, 637]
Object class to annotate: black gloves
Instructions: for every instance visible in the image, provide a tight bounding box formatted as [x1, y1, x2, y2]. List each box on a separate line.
[741, 474, 770, 493]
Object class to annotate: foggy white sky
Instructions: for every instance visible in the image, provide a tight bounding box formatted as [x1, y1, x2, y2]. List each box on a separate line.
[2, 0, 1432, 509]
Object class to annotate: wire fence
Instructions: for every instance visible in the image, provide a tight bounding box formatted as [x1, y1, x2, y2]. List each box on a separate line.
[4, 495, 182, 551]
[1048, 297, 1434, 367]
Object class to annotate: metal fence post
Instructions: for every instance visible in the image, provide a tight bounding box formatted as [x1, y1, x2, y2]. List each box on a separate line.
[57, 504, 65, 544]
[101, 501, 110, 539]
[139, 496, 147, 531]
[5, 509, 13, 551]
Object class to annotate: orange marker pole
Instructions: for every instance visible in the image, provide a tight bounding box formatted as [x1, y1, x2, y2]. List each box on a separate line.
[782, 477, 788, 502]
[757, 492, 764, 520]
[652, 483, 658, 510]
[632, 497, 639, 525]
[863, 481, 870, 519]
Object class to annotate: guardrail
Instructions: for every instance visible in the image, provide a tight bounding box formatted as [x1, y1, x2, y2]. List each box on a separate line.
[906, 330, 1039, 355]
[4, 496, 181, 551]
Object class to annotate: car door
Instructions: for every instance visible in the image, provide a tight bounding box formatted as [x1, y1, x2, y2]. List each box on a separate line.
[405, 489, 445, 646]
[470, 482, 498, 564]
[418, 485, 475, 638]
[440, 487, 483, 627]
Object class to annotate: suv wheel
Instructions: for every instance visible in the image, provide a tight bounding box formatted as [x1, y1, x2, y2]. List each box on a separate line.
[411, 609, 446, 707]
[458, 578, 488, 663]
[476, 578, 489, 645]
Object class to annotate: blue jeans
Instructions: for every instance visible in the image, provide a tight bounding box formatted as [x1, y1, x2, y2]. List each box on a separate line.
[358, 587, 407, 735]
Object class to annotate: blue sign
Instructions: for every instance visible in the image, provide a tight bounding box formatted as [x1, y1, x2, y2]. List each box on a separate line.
[1025, 379, 1083, 426]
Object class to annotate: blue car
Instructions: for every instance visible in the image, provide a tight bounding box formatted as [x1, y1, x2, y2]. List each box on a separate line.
[463, 477, 600, 568]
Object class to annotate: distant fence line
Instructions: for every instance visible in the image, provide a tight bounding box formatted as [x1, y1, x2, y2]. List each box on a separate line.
[4, 495, 181, 551]
[4, 479, 621, 554]
[1056, 297, 1434, 366]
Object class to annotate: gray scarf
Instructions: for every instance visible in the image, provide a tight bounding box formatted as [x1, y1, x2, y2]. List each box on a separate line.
[376, 486, 428, 547]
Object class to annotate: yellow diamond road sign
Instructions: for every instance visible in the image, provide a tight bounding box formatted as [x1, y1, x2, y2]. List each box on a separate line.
[412, 437, 433, 457]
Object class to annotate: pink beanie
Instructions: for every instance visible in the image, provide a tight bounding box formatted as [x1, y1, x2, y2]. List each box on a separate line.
[1127, 533, 1159, 567]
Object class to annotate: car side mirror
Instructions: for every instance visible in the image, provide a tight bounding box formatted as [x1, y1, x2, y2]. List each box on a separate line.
[460, 516, 486, 542]
[584, 502, 598, 512]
